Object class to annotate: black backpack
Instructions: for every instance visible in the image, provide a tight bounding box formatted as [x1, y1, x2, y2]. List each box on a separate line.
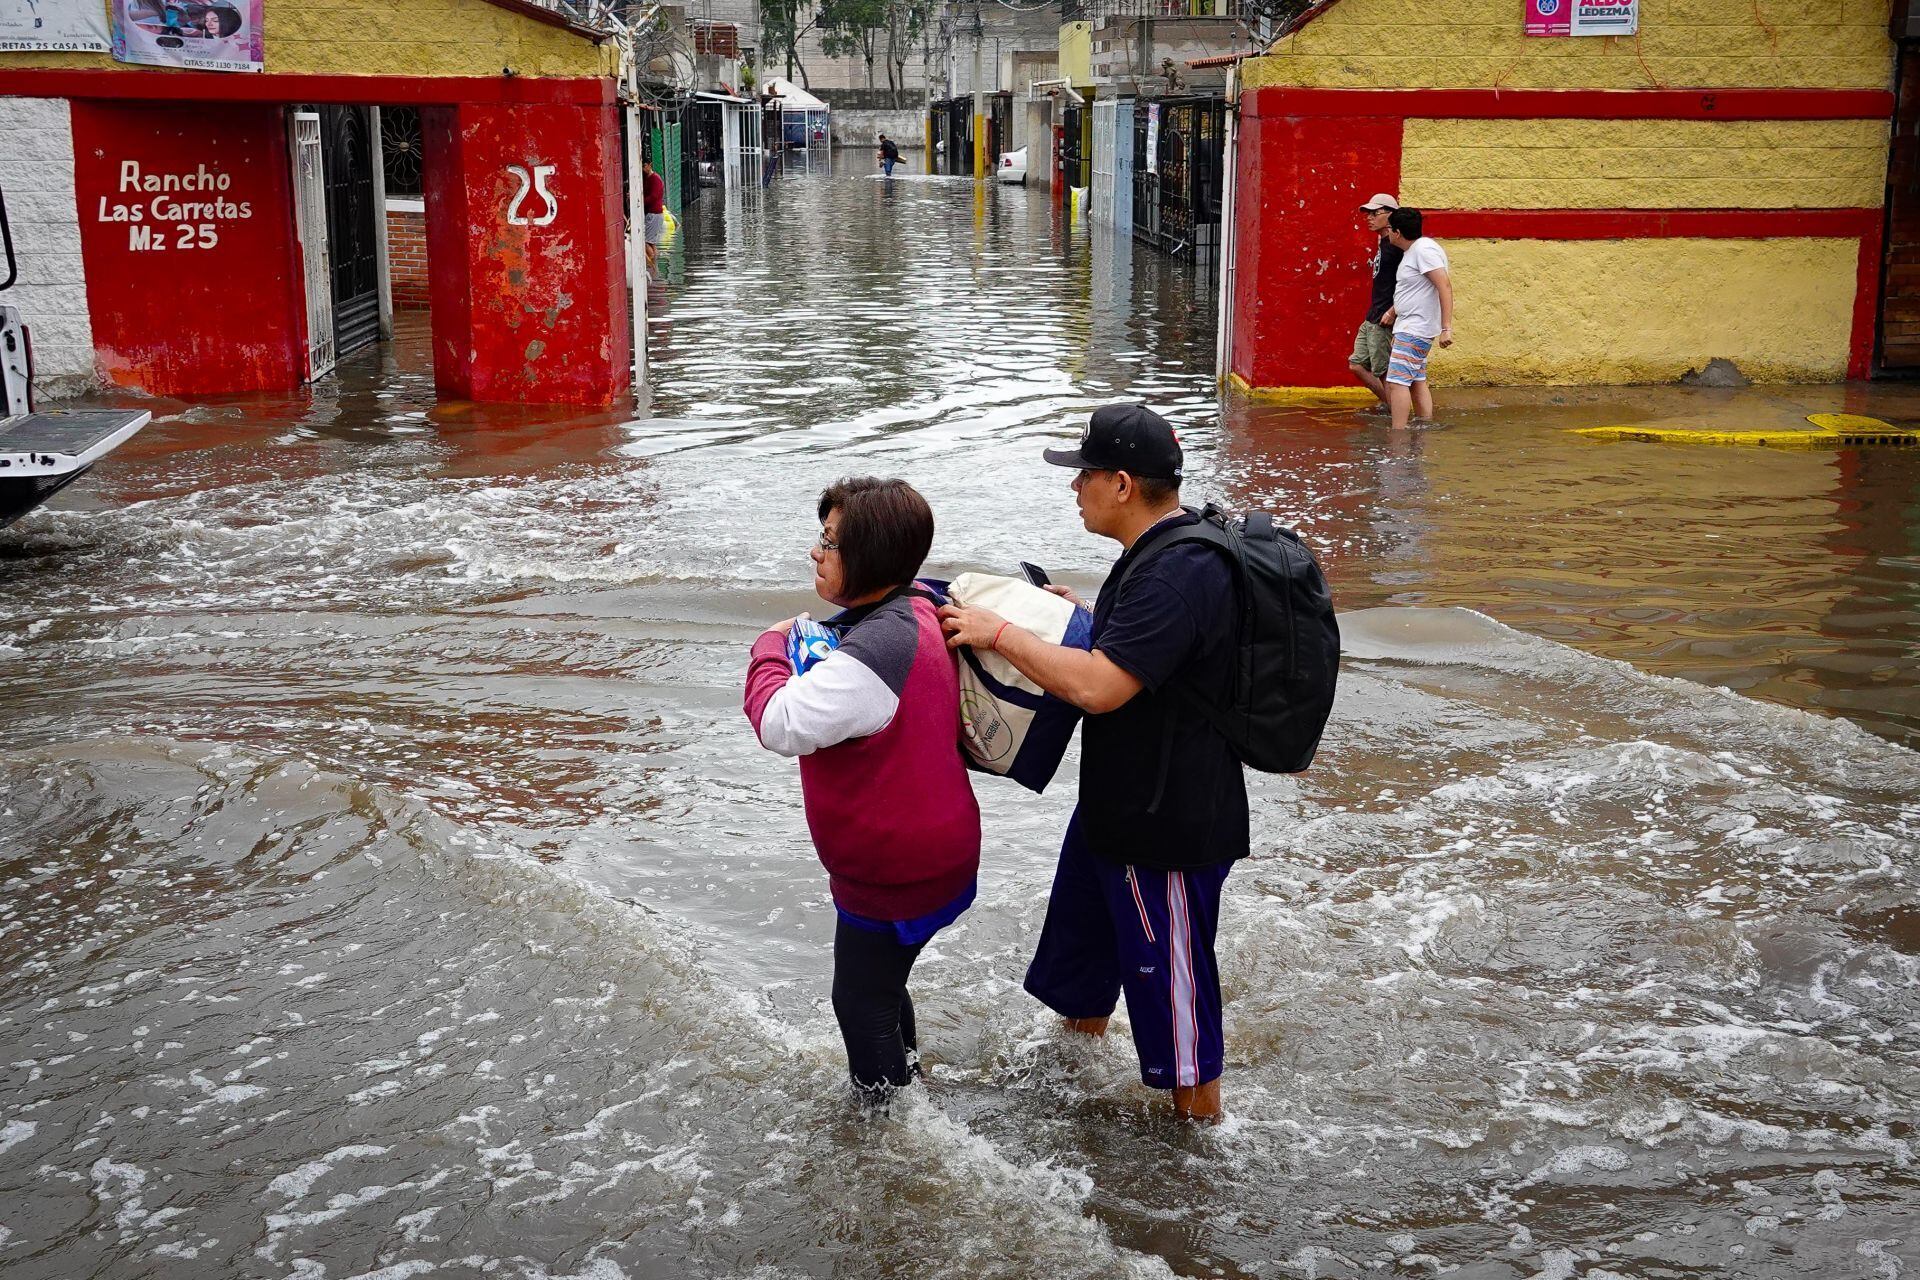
[1115, 504, 1339, 773]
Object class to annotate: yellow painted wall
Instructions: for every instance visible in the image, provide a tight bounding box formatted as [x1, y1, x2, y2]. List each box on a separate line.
[4, 0, 611, 78]
[1437, 236, 1858, 384]
[1243, 0, 1893, 91]
[1059, 21, 1092, 88]
[1401, 118, 1889, 210]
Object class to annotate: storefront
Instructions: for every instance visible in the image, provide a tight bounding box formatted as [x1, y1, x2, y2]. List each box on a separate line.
[0, 0, 631, 407]
[1222, 0, 1897, 391]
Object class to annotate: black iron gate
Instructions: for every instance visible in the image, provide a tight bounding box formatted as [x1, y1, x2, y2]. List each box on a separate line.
[320, 104, 380, 357]
[1131, 96, 1225, 263]
[1060, 102, 1085, 199]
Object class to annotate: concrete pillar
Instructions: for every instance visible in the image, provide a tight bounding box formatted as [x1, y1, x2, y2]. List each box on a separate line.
[1228, 93, 1400, 390]
[421, 100, 631, 407]
[69, 100, 307, 396]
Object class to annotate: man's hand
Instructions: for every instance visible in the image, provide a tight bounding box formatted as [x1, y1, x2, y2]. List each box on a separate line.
[1381, 308, 1396, 327]
[765, 617, 801, 637]
[1044, 583, 1089, 609]
[937, 602, 1010, 652]
[1438, 327, 1454, 349]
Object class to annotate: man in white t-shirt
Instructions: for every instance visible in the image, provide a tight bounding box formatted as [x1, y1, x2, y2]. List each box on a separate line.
[1378, 207, 1454, 430]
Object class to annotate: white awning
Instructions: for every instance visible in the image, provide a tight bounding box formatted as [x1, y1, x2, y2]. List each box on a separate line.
[760, 78, 828, 111]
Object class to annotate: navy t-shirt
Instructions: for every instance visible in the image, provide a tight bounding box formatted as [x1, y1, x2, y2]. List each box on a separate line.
[1078, 514, 1250, 870]
[1367, 236, 1404, 325]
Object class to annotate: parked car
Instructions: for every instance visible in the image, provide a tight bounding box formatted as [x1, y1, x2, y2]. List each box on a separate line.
[996, 147, 1027, 185]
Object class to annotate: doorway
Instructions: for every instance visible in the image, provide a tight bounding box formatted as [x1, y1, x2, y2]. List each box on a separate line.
[320, 105, 381, 359]
[1880, 44, 1920, 373]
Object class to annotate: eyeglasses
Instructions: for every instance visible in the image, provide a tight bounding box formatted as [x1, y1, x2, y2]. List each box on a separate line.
[816, 530, 840, 553]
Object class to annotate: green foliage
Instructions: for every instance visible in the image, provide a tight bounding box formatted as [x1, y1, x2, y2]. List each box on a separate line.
[818, 0, 886, 60]
[761, 0, 816, 83]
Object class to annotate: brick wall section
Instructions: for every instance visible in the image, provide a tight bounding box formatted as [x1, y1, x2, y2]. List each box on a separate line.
[1401, 118, 1890, 210]
[386, 208, 432, 311]
[1248, 0, 1893, 91]
[0, 96, 96, 401]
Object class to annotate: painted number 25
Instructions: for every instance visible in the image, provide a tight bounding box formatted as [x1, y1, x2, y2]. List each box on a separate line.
[506, 164, 558, 227]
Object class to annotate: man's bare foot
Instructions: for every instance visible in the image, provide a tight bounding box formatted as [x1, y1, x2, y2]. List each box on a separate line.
[1063, 1015, 1110, 1036]
[1173, 1079, 1222, 1124]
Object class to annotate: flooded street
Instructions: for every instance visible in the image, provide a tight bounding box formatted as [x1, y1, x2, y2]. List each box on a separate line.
[3, 162, 1919, 1279]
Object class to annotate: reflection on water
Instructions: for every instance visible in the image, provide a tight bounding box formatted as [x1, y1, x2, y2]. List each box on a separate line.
[0, 170, 1916, 1280]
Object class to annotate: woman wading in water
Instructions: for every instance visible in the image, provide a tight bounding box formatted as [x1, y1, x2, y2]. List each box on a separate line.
[743, 477, 979, 1102]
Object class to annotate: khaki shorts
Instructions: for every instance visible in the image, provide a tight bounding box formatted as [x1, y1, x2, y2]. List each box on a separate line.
[1350, 320, 1392, 377]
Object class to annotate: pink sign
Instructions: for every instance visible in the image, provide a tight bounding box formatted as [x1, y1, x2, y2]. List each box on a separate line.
[1524, 0, 1570, 37]
[1526, 0, 1639, 37]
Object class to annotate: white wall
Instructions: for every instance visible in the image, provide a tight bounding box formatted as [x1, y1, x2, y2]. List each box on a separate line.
[830, 108, 927, 151]
[0, 96, 95, 402]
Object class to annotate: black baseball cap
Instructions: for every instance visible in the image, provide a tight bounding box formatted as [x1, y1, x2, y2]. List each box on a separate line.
[1042, 404, 1183, 480]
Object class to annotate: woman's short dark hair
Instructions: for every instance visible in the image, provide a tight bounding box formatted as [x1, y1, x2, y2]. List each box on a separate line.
[1388, 206, 1423, 240]
[817, 477, 934, 599]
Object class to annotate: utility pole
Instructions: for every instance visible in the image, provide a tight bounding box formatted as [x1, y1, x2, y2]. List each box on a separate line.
[970, 0, 984, 178]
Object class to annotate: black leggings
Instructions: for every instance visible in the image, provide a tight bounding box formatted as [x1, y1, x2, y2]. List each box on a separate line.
[831, 919, 925, 1101]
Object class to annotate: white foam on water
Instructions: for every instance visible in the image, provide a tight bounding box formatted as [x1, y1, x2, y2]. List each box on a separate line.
[0, 1120, 36, 1155]
[266, 1145, 393, 1199]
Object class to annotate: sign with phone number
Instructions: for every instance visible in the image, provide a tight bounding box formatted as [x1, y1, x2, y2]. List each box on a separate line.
[1525, 0, 1637, 37]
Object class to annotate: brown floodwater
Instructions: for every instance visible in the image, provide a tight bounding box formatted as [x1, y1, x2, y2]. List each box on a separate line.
[1, 159, 1916, 1280]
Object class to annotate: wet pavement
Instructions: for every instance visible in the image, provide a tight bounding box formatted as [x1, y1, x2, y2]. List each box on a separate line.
[2, 159, 1918, 1279]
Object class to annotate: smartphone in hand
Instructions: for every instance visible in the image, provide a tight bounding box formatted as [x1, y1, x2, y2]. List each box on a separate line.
[1019, 561, 1051, 588]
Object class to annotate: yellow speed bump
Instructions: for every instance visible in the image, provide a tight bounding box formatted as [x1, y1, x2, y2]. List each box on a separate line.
[1576, 413, 1920, 449]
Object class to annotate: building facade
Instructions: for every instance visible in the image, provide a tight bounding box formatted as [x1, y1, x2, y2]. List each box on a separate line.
[0, 0, 631, 406]
[1225, 0, 1897, 391]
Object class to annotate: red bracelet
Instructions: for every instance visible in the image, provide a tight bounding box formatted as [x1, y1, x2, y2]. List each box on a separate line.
[990, 622, 1011, 652]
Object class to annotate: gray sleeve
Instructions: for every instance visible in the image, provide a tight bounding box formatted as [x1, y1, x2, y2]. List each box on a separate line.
[835, 597, 921, 695]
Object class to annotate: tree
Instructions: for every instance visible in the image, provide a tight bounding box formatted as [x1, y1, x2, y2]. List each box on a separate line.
[818, 0, 887, 91]
[882, 0, 932, 107]
[761, 0, 821, 88]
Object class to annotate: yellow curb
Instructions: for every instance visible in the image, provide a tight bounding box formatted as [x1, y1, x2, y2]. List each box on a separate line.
[1576, 413, 1920, 450]
[1224, 375, 1378, 406]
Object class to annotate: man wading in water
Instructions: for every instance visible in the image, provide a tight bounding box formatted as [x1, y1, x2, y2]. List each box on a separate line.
[938, 406, 1245, 1123]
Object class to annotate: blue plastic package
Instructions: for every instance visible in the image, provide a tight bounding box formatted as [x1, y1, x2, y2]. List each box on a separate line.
[787, 617, 840, 675]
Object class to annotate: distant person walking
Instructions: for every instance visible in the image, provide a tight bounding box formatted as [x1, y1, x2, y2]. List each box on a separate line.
[877, 133, 901, 176]
[641, 156, 666, 276]
[1379, 207, 1454, 431]
[1348, 193, 1403, 410]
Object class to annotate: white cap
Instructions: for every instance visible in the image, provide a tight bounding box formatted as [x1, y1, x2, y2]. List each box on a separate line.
[1359, 192, 1400, 211]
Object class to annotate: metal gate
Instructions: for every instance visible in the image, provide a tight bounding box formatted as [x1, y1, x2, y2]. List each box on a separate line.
[290, 112, 335, 382]
[1060, 102, 1085, 197]
[321, 105, 380, 358]
[1091, 98, 1115, 224]
[1132, 96, 1224, 263]
[1113, 98, 1134, 236]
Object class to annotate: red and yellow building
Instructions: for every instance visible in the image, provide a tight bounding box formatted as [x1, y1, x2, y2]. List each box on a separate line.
[0, 0, 631, 406]
[1225, 0, 1898, 391]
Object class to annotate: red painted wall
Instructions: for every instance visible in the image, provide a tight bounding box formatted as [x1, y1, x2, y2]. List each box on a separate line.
[1230, 102, 1401, 389]
[422, 101, 631, 406]
[70, 100, 307, 396]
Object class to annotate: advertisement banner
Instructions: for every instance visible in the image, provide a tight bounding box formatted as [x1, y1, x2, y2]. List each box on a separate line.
[1146, 103, 1161, 177]
[0, 0, 110, 53]
[1526, 0, 1636, 37]
[1572, 0, 1637, 36]
[111, 0, 262, 71]
[1523, 0, 1569, 37]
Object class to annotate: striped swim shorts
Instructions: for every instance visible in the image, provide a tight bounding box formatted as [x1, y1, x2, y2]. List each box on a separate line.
[1386, 332, 1436, 386]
